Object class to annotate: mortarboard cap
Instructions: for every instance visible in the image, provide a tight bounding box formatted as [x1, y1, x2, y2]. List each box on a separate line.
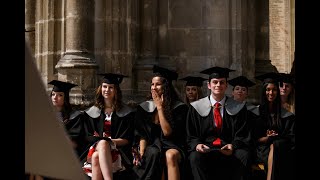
[98, 73, 128, 85]
[200, 66, 235, 79]
[180, 76, 206, 87]
[279, 73, 295, 85]
[255, 72, 282, 84]
[153, 65, 178, 82]
[48, 80, 77, 93]
[228, 76, 256, 88]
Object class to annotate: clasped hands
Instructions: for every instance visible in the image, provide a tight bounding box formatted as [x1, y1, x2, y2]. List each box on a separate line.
[266, 129, 278, 137]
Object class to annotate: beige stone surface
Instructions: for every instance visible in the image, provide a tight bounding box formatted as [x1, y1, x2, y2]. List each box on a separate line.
[25, 0, 295, 105]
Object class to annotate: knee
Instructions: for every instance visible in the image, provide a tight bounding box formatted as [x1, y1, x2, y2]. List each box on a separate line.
[269, 143, 274, 150]
[91, 151, 100, 166]
[97, 140, 111, 151]
[165, 149, 180, 166]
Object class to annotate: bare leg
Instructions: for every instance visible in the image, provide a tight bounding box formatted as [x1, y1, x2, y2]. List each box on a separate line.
[91, 151, 103, 180]
[93, 140, 113, 180]
[267, 144, 274, 180]
[165, 149, 181, 180]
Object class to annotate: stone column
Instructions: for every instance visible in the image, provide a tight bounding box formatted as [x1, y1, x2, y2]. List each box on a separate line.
[269, 0, 295, 73]
[25, 0, 35, 55]
[228, 0, 258, 103]
[56, 0, 98, 107]
[133, 0, 159, 103]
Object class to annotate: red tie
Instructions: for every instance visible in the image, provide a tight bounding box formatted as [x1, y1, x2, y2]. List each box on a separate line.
[212, 102, 222, 146]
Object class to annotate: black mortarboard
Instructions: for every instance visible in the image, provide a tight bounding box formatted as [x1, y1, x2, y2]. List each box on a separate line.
[200, 66, 235, 79]
[180, 76, 206, 87]
[228, 76, 256, 88]
[153, 65, 178, 82]
[279, 73, 295, 85]
[98, 73, 128, 85]
[255, 72, 282, 84]
[48, 80, 77, 93]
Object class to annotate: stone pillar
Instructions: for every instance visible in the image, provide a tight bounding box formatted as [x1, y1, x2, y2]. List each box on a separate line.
[25, 0, 35, 55]
[56, 0, 98, 107]
[133, 0, 159, 103]
[255, 0, 271, 73]
[228, 0, 257, 103]
[269, 0, 295, 73]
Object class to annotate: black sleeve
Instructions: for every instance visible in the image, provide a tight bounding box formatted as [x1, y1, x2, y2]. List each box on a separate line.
[232, 107, 251, 150]
[186, 105, 202, 152]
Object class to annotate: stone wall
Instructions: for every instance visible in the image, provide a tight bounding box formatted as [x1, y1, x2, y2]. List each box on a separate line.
[25, 0, 295, 107]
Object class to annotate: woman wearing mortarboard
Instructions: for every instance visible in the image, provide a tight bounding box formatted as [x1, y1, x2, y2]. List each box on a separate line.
[278, 73, 295, 114]
[48, 80, 86, 158]
[132, 65, 188, 180]
[178, 75, 206, 180]
[179, 76, 206, 105]
[186, 66, 251, 180]
[254, 72, 295, 180]
[81, 73, 135, 180]
[28, 80, 87, 180]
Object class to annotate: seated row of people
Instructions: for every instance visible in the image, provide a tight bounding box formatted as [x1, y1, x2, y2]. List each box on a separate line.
[48, 65, 295, 180]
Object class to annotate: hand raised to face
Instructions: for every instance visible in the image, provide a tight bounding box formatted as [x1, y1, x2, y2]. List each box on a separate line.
[152, 90, 164, 109]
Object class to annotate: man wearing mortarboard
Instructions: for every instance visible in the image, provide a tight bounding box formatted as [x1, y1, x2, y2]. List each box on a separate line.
[186, 66, 251, 180]
[228, 75, 259, 172]
[180, 76, 207, 104]
[228, 75, 258, 126]
[81, 73, 136, 179]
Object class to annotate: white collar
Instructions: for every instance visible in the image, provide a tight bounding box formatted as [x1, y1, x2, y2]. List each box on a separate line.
[210, 94, 226, 107]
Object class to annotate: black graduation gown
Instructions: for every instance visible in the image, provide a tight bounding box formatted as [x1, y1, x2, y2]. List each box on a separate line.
[253, 108, 295, 180]
[186, 96, 251, 180]
[81, 103, 135, 171]
[133, 100, 188, 180]
[60, 110, 87, 158]
[245, 103, 260, 161]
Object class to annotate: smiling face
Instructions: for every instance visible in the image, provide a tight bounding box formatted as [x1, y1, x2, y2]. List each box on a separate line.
[101, 82, 115, 101]
[279, 82, 293, 97]
[232, 85, 248, 102]
[265, 83, 278, 102]
[151, 76, 164, 96]
[207, 77, 228, 99]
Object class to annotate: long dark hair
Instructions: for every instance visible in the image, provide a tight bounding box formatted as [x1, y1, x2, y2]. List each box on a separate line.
[147, 74, 182, 124]
[259, 80, 282, 130]
[50, 90, 73, 121]
[94, 83, 123, 112]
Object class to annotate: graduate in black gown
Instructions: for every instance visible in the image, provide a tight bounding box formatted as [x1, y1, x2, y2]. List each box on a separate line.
[254, 72, 295, 180]
[132, 65, 188, 180]
[48, 80, 86, 158]
[228, 76, 259, 177]
[81, 73, 135, 180]
[179, 76, 206, 104]
[179, 75, 206, 180]
[186, 67, 251, 180]
[279, 73, 295, 114]
[27, 80, 87, 180]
